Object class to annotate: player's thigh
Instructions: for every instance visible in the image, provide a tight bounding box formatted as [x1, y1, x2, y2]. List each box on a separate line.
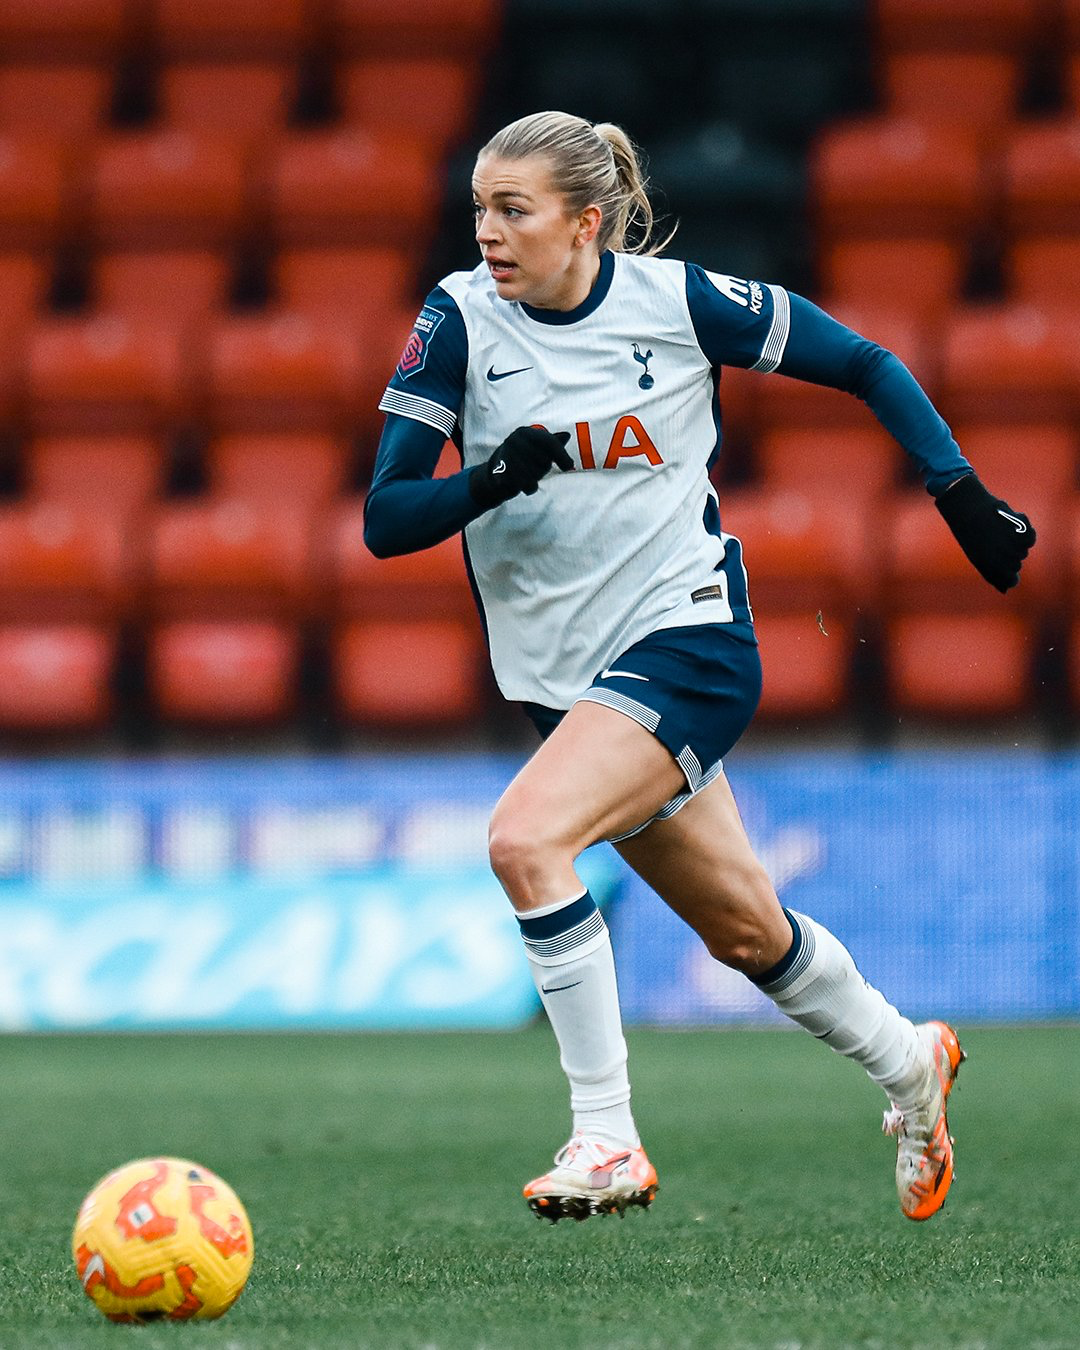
[491, 698, 687, 858]
[613, 772, 791, 970]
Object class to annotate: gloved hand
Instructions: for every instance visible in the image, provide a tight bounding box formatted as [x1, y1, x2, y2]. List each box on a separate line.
[469, 427, 574, 508]
[935, 473, 1035, 593]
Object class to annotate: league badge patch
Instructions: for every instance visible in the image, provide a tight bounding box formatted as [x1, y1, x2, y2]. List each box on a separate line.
[397, 305, 444, 379]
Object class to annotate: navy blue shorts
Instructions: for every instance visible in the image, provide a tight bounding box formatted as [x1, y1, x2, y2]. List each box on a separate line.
[522, 623, 762, 839]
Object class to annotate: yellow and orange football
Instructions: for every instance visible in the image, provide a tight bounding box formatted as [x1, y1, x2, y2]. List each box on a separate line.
[72, 1157, 253, 1323]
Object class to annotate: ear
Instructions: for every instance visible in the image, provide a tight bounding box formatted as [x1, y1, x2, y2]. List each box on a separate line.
[575, 204, 602, 247]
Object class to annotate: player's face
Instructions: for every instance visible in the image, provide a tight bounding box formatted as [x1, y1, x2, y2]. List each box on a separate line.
[472, 153, 602, 311]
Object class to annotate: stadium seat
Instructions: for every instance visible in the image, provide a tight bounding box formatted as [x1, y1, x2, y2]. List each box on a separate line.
[206, 433, 349, 505]
[874, 0, 1049, 55]
[1007, 236, 1080, 312]
[0, 623, 114, 731]
[147, 619, 298, 725]
[819, 238, 966, 325]
[758, 304, 933, 431]
[275, 247, 415, 330]
[0, 134, 70, 249]
[264, 130, 434, 248]
[885, 611, 1033, 716]
[328, 500, 475, 621]
[938, 305, 1080, 426]
[147, 497, 316, 620]
[0, 501, 130, 622]
[755, 427, 901, 503]
[25, 434, 165, 511]
[811, 118, 986, 243]
[329, 0, 499, 59]
[880, 52, 1021, 133]
[0, 0, 127, 62]
[153, 0, 310, 60]
[720, 487, 877, 609]
[753, 610, 854, 719]
[95, 250, 229, 330]
[205, 311, 364, 435]
[88, 130, 248, 249]
[0, 65, 112, 136]
[339, 59, 477, 154]
[1002, 121, 1080, 237]
[27, 314, 186, 435]
[159, 63, 295, 141]
[950, 424, 1076, 500]
[0, 252, 49, 329]
[333, 618, 486, 727]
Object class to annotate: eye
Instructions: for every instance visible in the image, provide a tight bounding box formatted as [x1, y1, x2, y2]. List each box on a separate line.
[504, 206, 523, 218]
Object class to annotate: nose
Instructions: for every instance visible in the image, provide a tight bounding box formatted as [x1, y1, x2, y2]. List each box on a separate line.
[475, 208, 500, 244]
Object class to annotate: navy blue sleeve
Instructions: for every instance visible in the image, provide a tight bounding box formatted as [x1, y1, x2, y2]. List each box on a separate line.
[364, 415, 489, 559]
[365, 282, 489, 558]
[778, 294, 971, 496]
[685, 264, 972, 496]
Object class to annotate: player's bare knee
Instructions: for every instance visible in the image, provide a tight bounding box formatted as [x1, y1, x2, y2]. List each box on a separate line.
[487, 806, 556, 896]
[701, 861, 783, 970]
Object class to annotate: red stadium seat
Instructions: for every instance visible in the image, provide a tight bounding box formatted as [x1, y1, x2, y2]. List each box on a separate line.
[205, 311, 364, 434]
[755, 427, 901, 503]
[758, 304, 934, 431]
[148, 619, 298, 725]
[1007, 236, 1080, 312]
[1002, 120, 1080, 237]
[0, 624, 114, 731]
[95, 250, 228, 329]
[880, 52, 1021, 133]
[0, 0, 127, 61]
[885, 612, 1033, 716]
[0, 251, 49, 327]
[328, 499, 475, 621]
[329, 0, 499, 58]
[206, 433, 349, 505]
[950, 424, 1076, 499]
[720, 487, 877, 609]
[874, 0, 1049, 54]
[819, 239, 965, 325]
[812, 118, 986, 244]
[88, 130, 248, 249]
[153, 0, 309, 59]
[27, 314, 186, 435]
[0, 501, 131, 622]
[333, 618, 485, 727]
[753, 610, 854, 719]
[265, 130, 434, 248]
[0, 65, 111, 136]
[1063, 0, 1080, 47]
[25, 434, 165, 510]
[147, 497, 316, 620]
[160, 63, 294, 140]
[339, 59, 477, 154]
[275, 247, 414, 331]
[938, 304, 1080, 426]
[0, 134, 70, 249]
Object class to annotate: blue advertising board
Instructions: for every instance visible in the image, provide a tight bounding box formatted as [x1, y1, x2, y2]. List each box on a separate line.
[0, 750, 1074, 1029]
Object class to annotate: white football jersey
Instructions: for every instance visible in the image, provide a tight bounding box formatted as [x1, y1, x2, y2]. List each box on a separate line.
[379, 250, 791, 709]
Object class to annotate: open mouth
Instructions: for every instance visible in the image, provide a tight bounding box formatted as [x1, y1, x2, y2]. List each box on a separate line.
[486, 259, 517, 281]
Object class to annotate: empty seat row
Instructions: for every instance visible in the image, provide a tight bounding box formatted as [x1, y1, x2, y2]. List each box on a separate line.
[0, 59, 479, 158]
[874, 0, 1079, 55]
[0, 0, 498, 61]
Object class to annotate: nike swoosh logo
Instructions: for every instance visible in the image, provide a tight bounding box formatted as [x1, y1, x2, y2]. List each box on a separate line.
[492, 460, 506, 474]
[486, 365, 532, 382]
[997, 509, 1028, 534]
[599, 669, 649, 682]
[541, 980, 582, 994]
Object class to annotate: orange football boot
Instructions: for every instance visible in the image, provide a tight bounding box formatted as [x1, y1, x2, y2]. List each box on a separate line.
[883, 1020, 966, 1221]
[524, 1135, 658, 1223]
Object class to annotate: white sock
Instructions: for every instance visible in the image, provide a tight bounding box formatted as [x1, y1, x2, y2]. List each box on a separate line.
[516, 890, 639, 1149]
[755, 910, 931, 1109]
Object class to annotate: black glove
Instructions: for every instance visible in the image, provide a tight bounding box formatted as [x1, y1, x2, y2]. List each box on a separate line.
[469, 427, 574, 508]
[935, 473, 1035, 593]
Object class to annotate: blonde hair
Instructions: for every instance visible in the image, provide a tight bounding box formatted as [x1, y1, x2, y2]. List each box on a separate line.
[479, 110, 672, 256]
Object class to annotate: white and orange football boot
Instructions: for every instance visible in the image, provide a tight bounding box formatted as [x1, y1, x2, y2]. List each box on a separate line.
[882, 1020, 966, 1221]
[523, 1135, 658, 1223]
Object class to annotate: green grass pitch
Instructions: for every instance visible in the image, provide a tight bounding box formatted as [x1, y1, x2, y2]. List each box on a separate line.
[0, 1025, 1077, 1349]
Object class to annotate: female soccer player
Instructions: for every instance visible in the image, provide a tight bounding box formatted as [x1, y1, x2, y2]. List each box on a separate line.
[364, 112, 1034, 1224]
